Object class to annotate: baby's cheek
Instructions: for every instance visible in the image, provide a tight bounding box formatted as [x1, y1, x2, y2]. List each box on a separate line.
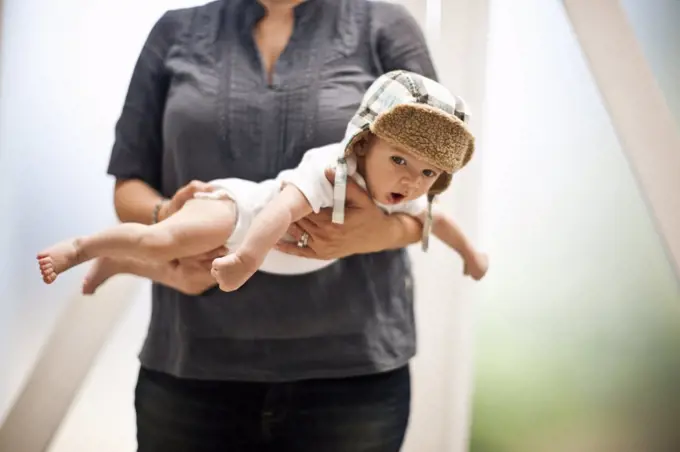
[423, 180, 438, 193]
[366, 179, 381, 196]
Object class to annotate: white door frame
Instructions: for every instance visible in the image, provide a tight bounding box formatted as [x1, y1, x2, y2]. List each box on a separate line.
[562, 0, 680, 281]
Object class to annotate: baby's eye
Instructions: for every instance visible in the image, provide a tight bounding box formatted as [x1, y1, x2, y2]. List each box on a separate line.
[391, 156, 406, 165]
[422, 169, 437, 178]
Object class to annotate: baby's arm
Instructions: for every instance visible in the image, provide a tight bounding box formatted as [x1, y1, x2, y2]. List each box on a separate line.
[429, 211, 476, 260]
[237, 184, 313, 265]
[211, 184, 313, 291]
[426, 210, 489, 280]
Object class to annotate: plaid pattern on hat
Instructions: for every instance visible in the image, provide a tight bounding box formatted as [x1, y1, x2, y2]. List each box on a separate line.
[332, 70, 476, 251]
[341, 70, 471, 160]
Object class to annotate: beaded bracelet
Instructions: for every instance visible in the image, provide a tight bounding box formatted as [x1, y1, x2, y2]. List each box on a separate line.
[152, 200, 169, 224]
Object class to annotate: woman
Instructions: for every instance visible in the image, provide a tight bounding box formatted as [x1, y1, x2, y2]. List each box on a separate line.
[108, 0, 438, 450]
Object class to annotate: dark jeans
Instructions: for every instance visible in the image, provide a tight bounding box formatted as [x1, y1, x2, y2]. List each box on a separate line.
[135, 365, 411, 452]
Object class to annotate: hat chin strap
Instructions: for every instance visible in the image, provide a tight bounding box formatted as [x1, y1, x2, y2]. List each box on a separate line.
[421, 193, 435, 252]
[332, 157, 349, 224]
[421, 172, 449, 252]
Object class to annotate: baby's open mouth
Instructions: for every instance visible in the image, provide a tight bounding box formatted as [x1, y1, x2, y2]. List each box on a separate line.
[389, 192, 405, 203]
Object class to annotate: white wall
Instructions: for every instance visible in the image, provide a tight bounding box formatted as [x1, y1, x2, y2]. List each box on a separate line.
[469, 0, 680, 449]
[0, 0, 202, 438]
[0, 1, 485, 451]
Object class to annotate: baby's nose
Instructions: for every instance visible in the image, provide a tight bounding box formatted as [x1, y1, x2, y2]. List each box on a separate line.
[402, 174, 423, 188]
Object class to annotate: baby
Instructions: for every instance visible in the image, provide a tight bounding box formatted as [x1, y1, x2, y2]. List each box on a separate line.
[37, 70, 488, 294]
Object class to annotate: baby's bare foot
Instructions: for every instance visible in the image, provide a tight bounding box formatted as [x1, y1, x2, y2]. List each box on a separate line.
[37, 239, 83, 284]
[82, 257, 125, 295]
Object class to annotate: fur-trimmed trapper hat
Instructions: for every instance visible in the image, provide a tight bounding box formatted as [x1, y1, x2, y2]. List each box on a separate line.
[332, 70, 476, 251]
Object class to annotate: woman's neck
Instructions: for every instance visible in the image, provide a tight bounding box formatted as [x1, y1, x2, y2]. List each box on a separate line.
[258, 0, 306, 16]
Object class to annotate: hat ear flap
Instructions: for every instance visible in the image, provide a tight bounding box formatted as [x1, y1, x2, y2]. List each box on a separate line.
[429, 172, 452, 196]
[344, 129, 372, 157]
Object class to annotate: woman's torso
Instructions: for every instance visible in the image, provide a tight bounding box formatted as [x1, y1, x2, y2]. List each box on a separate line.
[144, 0, 424, 381]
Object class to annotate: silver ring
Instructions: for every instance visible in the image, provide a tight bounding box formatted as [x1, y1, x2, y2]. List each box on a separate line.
[297, 231, 309, 248]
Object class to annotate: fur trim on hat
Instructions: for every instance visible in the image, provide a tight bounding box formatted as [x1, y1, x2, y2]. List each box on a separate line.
[372, 103, 475, 177]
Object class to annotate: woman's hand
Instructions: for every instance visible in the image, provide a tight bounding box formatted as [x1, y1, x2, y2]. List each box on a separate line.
[275, 168, 421, 260]
[160, 180, 227, 269]
[176, 247, 229, 272]
[157, 180, 216, 222]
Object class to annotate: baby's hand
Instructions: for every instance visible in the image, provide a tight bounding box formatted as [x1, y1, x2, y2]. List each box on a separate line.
[211, 253, 258, 292]
[463, 252, 489, 281]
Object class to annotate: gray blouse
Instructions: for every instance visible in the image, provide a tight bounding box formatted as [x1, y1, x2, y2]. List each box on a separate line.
[108, 0, 437, 381]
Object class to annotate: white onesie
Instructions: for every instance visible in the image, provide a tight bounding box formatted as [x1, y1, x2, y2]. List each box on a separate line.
[201, 143, 428, 275]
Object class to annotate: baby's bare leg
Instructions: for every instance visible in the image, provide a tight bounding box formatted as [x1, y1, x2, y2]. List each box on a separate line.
[82, 257, 216, 296]
[38, 198, 235, 284]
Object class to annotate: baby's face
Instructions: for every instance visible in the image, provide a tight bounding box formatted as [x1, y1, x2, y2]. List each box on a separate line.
[359, 136, 444, 205]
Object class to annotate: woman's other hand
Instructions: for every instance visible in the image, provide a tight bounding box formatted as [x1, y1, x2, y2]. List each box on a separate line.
[276, 168, 412, 260]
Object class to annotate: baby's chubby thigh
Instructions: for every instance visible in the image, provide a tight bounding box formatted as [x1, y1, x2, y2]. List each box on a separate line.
[195, 178, 281, 249]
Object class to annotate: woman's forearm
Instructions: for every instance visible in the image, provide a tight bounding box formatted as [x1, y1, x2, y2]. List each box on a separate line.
[113, 179, 164, 225]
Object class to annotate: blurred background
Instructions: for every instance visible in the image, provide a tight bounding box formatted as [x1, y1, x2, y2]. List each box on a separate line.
[0, 0, 678, 451]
